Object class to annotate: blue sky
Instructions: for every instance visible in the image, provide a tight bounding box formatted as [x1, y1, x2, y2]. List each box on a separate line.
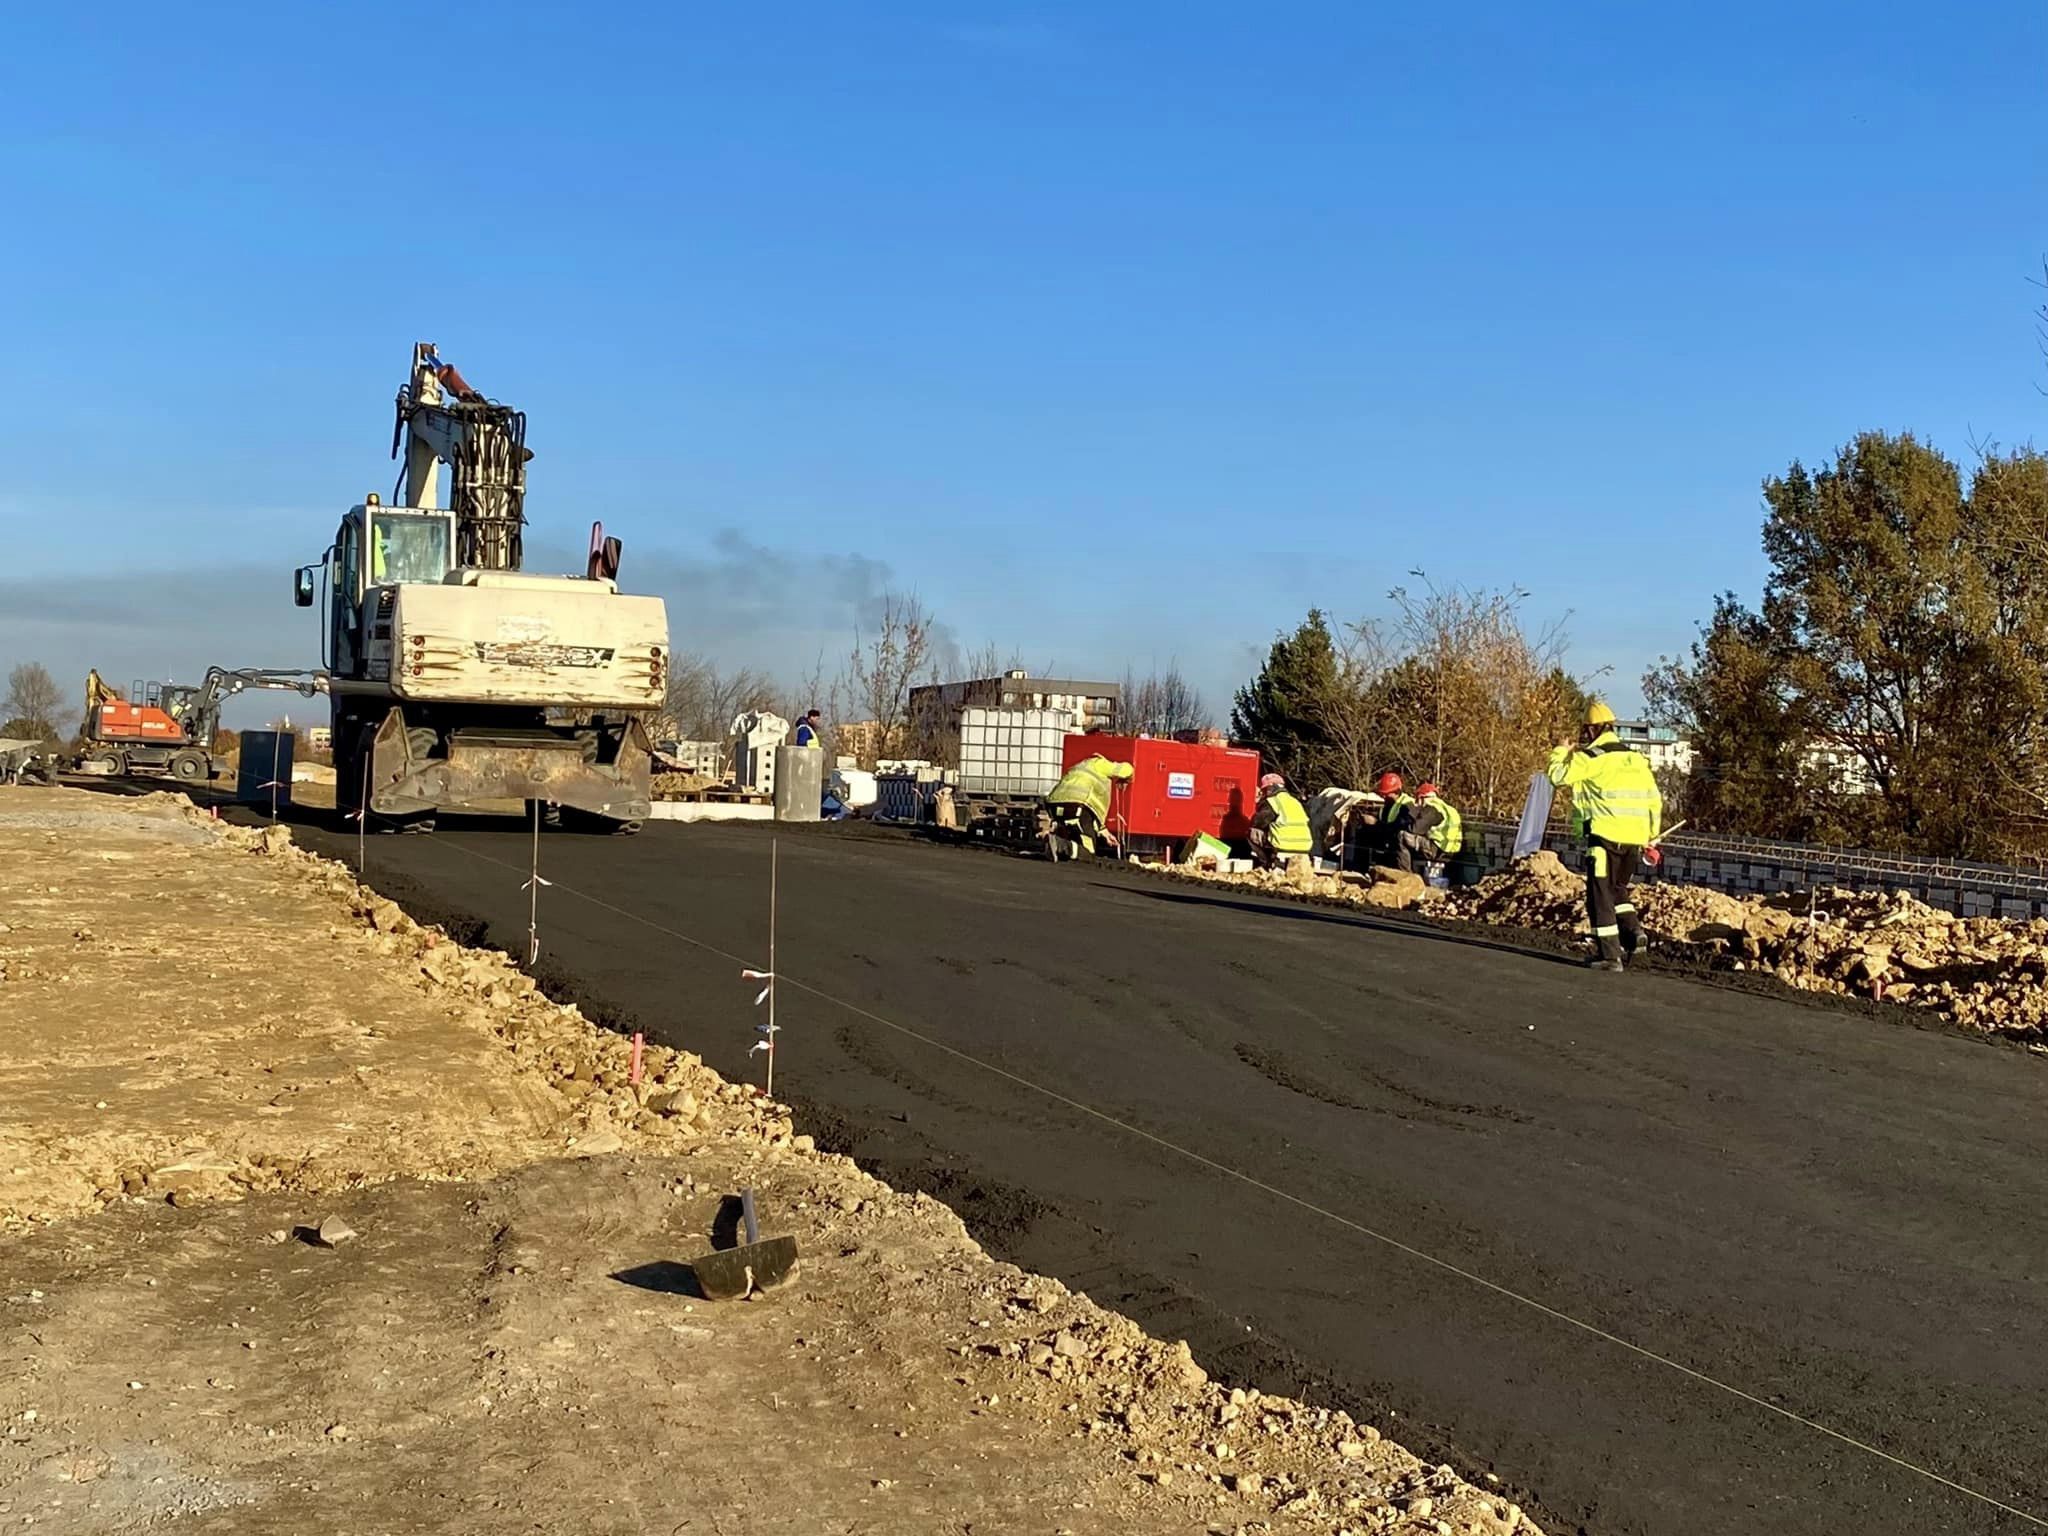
[2, 2, 2043, 726]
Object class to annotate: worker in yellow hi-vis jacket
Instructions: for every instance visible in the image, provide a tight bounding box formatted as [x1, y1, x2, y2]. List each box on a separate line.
[1042, 753, 1135, 860]
[1548, 702, 1662, 972]
[1251, 773, 1312, 869]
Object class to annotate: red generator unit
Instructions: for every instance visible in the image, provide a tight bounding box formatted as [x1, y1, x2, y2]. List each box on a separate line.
[1061, 733, 1261, 860]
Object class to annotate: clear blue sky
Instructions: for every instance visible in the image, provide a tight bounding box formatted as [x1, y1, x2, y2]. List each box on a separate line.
[3, 2, 2043, 725]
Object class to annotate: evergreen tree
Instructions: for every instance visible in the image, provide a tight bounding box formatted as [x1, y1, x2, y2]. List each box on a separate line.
[1231, 610, 1343, 790]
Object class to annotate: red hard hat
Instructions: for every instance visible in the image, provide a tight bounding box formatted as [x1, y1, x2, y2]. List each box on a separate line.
[1374, 772, 1403, 797]
[1417, 782, 1439, 798]
[1258, 772, 1285, 792]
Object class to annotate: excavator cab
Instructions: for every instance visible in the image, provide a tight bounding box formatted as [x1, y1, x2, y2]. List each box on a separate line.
[326, 500, 458, 678]
[366, 509, 454, 587]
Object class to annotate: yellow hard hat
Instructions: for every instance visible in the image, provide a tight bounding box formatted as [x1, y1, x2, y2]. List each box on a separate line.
[1586, 700, 1616, 727]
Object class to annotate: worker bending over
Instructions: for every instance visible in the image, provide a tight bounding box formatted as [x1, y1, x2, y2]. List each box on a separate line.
[1043, 752, 1134, 860]
[1548, 702, 1662, 972]
[1370, 772, 1414, 867]
[1396, 782, 1463, 873]
[1251, 773, 1312, 869]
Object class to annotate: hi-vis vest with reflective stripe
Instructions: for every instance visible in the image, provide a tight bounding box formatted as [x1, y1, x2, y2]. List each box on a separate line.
[1046, 755, 1133, 823]
[1265, 791, 1312, 853]
[1547, 733, 1661, 846]
[1420, 794, 1463, 853]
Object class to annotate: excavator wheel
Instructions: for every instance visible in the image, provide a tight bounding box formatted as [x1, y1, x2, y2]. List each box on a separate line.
[86, 750, 127, 778]
[168, 750, 209, 784]
[558, 806, 642, 836]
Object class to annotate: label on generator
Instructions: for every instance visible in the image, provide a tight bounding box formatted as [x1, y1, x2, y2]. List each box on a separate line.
[1167, 771, 1195, 800]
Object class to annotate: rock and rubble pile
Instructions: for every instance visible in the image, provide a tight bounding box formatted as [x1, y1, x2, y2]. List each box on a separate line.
[1162, 838, 2048, 1039]
[1448, 851, 2048, 1038]
[949, 1264, 1534, 1533]
[1442, 850, 1584, 928]
[1176, 860, 1432, 912]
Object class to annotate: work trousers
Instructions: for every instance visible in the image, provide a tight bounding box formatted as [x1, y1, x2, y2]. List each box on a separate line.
[1047, 803, 1102, 859]
[1584, 836, 1643, 965]
[1395, 829, 1448, 874]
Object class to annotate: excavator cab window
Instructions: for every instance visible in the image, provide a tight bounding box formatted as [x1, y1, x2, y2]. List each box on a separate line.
[368, 512, 454, 586]
[338, 518, 361, 599]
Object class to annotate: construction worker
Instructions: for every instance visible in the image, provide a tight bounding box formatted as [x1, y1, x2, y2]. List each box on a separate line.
[1370, 771, 1413, 867]
[1548, 701, 1662, 972]
[1397, 782, 1463, 873]
[1251, 773, 1313, 869]
[1042, 752, 1135, 860]
[792, 709, 824, 749]
[84, 669, 117, 730]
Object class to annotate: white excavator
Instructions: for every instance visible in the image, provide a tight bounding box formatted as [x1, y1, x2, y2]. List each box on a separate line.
[296, 344, 668, 832]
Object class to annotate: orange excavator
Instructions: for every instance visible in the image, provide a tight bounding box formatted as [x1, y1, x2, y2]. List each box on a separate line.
[78, 667, 324, 784]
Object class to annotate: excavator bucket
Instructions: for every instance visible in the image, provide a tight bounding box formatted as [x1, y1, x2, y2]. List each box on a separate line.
[367, 709, 652, 823]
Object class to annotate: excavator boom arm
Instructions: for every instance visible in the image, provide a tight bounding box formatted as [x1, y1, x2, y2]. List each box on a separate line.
[392, 342, 528, 570]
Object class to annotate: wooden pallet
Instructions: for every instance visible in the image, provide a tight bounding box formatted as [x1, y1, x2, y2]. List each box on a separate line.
[653, 786, 772, 805]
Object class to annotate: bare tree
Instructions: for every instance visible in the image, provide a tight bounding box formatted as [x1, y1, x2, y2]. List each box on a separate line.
[962, 640, 1029, 681]
[1119, 662, 1210, 735]
[661, 653, 781, 742]
[845, 594, 938, 765]
[3, 662, 73, 740]
[1357, 575, 1582, 818]
[1320, 621, 1396, 790]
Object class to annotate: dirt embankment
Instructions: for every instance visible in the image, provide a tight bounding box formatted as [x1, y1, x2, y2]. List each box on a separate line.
[0, 789, 1538, 1535]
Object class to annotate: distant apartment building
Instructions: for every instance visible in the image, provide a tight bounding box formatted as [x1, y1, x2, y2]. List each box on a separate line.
[831, 719, 888, 766]
[1611, 720, 1694, 776]
[1610, 720, 1878, 796]
[1801, 735, 1880, 795]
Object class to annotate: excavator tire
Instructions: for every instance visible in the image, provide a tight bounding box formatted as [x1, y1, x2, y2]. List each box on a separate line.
[86, 750, 127, 778]
[168, 750, 208, 784]
[558, 806, 642, 837]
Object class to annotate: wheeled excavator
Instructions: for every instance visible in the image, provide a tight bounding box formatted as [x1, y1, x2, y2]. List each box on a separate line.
[295, 344, 668, 832]
[77, 667, 324, 783]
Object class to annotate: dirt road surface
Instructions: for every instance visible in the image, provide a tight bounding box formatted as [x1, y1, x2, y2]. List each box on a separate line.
[274, 812, 2048, 1536]
[0, 791, 1531, 1535]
